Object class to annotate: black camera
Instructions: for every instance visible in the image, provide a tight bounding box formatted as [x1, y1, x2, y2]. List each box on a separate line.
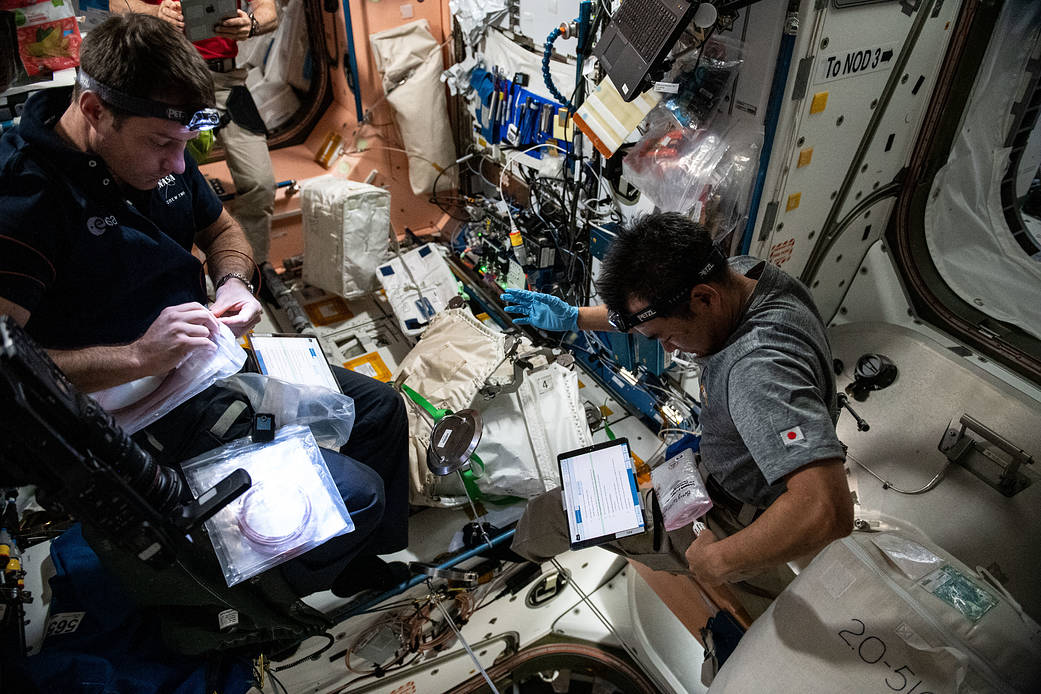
[0, 316, 249, 566]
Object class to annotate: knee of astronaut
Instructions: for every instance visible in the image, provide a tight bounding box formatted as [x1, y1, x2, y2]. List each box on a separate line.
[369, 381, 408, 430]
[322, 449, 385, 523]
[347, 483, 386, 537]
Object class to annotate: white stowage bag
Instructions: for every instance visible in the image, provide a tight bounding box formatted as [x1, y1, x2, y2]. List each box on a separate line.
[301, 175, 391, 299]
[394, 309, 591, 507]
[369, 20, 458, 195]
[263, 0, 310, 92]
[709, 529, 1041, 694]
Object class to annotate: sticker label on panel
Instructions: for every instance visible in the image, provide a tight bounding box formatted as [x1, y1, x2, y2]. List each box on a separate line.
[816, 43, 898, 84]
[769, 238, 795, 266]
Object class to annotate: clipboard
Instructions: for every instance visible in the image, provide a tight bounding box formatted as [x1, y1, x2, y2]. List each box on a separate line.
[245, 333, 342, 394]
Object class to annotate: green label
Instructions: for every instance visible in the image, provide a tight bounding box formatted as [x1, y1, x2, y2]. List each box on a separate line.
[920, 566, 998, 623]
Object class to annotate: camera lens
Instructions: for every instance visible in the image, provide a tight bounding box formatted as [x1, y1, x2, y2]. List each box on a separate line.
[80, 396, 183, 513]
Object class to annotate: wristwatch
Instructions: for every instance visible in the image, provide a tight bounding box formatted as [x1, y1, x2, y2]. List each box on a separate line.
[215, 271, 255, 294]
[247, 9, 259, 38]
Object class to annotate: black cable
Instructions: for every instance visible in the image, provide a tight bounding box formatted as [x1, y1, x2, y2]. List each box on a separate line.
[272, 632, 336, 672]
[430, 155, 475, 222]
[265, 667, 290, 694]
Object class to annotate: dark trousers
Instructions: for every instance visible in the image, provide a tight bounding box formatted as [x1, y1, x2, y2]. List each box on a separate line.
[135, 365, 410, 597]
[279, 367, 410, 596]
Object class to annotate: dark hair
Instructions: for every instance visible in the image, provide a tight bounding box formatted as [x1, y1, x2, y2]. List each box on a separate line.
[597, 212, 730, 316]
[75, 13, 214, 116]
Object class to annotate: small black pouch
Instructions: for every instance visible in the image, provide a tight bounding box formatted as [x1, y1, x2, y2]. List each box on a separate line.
[226, 85, 267, 136]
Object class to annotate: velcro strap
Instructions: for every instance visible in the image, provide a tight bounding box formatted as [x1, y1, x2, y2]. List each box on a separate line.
[210, 401, 248, 439]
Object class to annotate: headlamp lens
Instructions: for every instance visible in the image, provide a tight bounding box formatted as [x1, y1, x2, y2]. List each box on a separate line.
[185, 108, 221, 132]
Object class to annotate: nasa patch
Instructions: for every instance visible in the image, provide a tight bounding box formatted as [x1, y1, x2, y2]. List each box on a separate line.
[780, 426, 805, 446]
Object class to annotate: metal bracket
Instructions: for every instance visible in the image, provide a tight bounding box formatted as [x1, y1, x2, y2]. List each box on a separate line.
[938, 414, 1034, 497]
[479, 342, 563, 399]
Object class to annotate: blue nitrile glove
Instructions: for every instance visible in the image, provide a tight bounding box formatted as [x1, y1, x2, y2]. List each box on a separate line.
[501, 289, 579, 331]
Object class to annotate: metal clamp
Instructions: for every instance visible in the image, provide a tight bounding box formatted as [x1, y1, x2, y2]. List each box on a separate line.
[938, 414, 1034, 497]
[409, 561, 479, 588]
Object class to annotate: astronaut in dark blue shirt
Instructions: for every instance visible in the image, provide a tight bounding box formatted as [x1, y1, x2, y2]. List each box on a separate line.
[0, 15, 409, 599]
[0, 22, 261, 383]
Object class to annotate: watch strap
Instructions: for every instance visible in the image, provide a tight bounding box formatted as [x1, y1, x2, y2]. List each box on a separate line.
[215, 271, 255, 294]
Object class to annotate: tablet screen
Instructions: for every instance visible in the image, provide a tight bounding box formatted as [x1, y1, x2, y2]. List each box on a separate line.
[558, 438, 645, 550]
[248, 334, 341, 393]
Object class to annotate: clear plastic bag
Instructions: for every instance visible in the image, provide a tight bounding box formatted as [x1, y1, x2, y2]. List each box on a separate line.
[623, 116, 761, 225]
[661, 36, 744, 130]
[651, 447, 713, 531]
[696, 122, 762, 243]
[623, 116, 728, 214]
[218, 372, 356, 450]
[90, 322, 246, 434]
[181, 424, 355, 587]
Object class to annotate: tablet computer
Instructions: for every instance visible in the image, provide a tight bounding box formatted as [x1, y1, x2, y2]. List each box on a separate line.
[182, 0, 239, 43]
[557, 438, 646, 550]
[245, 333, 342, 394]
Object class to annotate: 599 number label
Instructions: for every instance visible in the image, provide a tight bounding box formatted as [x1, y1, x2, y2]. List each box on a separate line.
[45, 611, 86, 637]
[837, 619, 935, 693]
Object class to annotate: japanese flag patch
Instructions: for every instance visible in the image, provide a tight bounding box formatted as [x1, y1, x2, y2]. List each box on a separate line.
[780, 426, 805, 445]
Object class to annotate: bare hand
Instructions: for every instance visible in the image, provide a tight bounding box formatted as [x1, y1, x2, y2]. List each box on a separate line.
[157, 0, 184, 30]
[133, 302, 219, 376]
[213, 9, 252, 41]
[685, 527, 727, 586]
[211, 280, 263, 337]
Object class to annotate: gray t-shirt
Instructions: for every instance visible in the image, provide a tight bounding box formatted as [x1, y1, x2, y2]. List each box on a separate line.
[696, 256, 844, 508]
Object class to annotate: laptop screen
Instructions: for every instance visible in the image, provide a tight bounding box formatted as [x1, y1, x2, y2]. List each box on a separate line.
[558, 438, 646, 550]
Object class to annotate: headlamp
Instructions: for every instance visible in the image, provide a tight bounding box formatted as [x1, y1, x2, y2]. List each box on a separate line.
[77, 72, 220, 132]
[607, 245, 728, 332]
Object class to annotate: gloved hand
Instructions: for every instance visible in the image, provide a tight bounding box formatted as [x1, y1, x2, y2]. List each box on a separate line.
[501, 289, 579, 332]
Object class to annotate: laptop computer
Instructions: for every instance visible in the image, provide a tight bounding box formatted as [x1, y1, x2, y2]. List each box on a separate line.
[557, 438, 647, 550]
[593, 0, 698, 102]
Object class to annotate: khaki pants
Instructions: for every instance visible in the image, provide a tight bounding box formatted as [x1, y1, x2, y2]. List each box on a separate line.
[511, 487, 795, 618]
[212, 69, 276, 263]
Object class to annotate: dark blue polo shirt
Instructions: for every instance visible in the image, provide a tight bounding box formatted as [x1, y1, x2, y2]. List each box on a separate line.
[0, 87, 223, 349]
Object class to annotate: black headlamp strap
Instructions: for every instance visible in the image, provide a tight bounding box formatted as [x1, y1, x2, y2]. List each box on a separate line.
[610, 244, 729, 332]
[77, 71, 213, 129]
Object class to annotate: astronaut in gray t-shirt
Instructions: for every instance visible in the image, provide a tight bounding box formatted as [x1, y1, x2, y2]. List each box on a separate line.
[502, 212, 853, 586]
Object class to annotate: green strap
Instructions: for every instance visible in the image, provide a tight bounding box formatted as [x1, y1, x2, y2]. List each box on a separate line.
[401, 384, 523, 506]
[604, 421, 616, 441]
[400, 383, 449, 421]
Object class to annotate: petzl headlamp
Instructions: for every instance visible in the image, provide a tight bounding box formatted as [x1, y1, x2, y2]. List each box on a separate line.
[607, 245, 729, 332]
[78, 72, 220, 132]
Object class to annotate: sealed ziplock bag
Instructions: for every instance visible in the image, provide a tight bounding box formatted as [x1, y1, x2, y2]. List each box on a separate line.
[181, 424, 354, 587]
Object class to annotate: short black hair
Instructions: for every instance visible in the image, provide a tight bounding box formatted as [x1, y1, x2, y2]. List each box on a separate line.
[75, 13, 214, 115]
[597, 212, 730, 316]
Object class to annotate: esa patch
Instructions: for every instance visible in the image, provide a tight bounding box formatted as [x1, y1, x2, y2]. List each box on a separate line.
[780, 426, 805, 445]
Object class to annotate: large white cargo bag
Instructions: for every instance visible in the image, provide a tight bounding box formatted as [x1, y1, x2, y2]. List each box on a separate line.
[394, 309, 591, 507]
[301, 176, 391, 299]
[710, 530, 1041, 693]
